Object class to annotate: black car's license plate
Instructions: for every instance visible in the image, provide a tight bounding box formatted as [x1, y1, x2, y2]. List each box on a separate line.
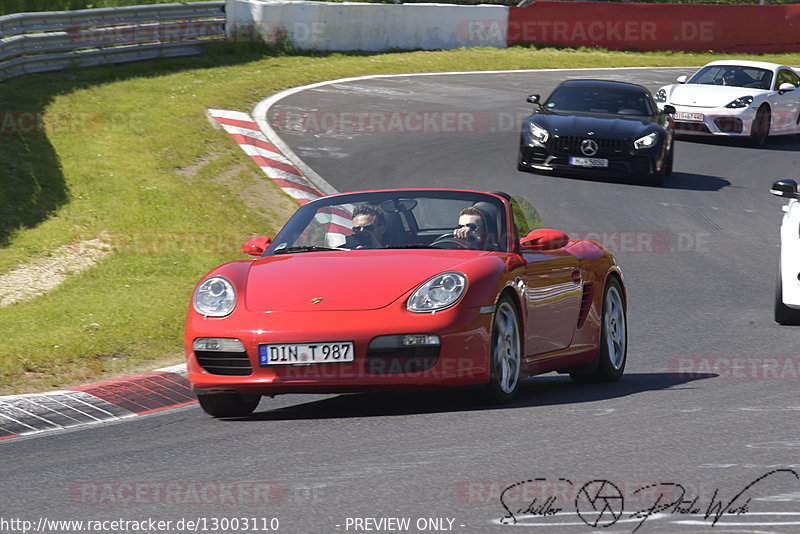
[569, 157, 608, 168]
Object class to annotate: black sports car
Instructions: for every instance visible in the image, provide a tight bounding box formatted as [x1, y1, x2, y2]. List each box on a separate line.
[517, 79, 676, 186]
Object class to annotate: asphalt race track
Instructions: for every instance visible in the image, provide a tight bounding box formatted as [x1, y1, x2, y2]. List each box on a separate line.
[3, 67, 800, 534]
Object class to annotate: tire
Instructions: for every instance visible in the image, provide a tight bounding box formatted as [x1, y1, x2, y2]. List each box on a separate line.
[570, 278, 627, 383]
[485, 295, 522, 403]
[775, 261, 800, 325]
[750, 106, 770, 147]
[197, 393, 261, 417]
[665, 141, 674, 177]
[647, 165, 665, 187]
[646, 147, 669, 187]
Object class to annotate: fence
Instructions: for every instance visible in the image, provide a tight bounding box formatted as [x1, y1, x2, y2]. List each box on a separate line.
[0, 1, 225, 81]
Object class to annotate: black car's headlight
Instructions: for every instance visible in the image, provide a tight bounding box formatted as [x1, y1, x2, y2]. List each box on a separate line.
[407, 271, 467, 313]
[634, 132, 658, 150]
[527, 122, 549, 146]
[193, 276, 237, 317]
[654, 88, 667, 103]
[725, 96, 753, 109]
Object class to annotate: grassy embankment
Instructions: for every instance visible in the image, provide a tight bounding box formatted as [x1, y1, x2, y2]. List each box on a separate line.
[2, 44, 800, 394]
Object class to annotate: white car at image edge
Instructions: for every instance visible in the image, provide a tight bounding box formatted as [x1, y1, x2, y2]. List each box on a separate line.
[656, 60, 800, 146]
[771, 179, 800, 325]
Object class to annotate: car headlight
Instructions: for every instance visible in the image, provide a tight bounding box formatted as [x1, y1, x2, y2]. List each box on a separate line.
[193, 276, 236, 317]
[407, 271, 467, 313]
[634, 132, 658, 150]
[654, 88, 667, 103]
[725, 96, 753, 109]
[527, 122, 549, 146]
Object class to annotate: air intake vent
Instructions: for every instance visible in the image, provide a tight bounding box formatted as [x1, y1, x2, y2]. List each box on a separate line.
[195, 350, 252, 376]
[577, 282, 595, 328]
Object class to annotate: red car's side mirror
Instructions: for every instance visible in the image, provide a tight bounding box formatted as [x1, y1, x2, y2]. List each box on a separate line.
[520, 229, 569, 251]
[241, 236, 272, 256]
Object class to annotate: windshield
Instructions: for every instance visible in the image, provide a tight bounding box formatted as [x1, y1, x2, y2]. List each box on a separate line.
[543, 85, 655, 116]
[265, 190, 509, 254]
[687, 65, 773, 90]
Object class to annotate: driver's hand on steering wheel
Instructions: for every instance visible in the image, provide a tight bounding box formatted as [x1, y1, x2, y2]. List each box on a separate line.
[453, 221, 478, 240]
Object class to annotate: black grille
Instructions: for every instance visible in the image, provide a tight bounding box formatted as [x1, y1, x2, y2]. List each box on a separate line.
[195, 350, 253, 376]
[548, 136, 627, 158]
[365, 346, 440, 375]
[674, 122, 712, 134]
[714, 117, 743, 134]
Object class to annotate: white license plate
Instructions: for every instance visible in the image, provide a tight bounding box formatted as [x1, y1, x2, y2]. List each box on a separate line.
[569, 157, 608, 168]
[259, 341, 354, 365]
[674, 111, 704, 121]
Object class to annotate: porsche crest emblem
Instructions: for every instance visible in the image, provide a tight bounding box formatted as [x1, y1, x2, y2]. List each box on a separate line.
[310, 297, 324, 304]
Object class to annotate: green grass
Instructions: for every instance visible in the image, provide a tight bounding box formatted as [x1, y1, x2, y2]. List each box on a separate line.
[3, 44, 800, 394]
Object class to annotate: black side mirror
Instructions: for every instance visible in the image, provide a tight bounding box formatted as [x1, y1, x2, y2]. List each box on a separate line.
[771, 179, 800, 199]
[526, 94, 540, 105]
[663, 104, 676, 114]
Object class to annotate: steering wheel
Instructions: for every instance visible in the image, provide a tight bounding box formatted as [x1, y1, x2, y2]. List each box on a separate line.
[431, 233, 468, 249]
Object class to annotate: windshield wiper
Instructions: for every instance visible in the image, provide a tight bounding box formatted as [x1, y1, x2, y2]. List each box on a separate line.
[273, 246, 341, 254]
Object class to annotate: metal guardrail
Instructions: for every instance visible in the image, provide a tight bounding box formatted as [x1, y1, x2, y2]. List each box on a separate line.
[0, 1, 225, 81]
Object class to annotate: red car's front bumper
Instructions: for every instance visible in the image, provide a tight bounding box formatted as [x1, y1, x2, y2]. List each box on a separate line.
[186, 305, 493, 395]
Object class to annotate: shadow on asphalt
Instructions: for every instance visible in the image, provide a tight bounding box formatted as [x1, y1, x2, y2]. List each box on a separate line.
[231, 372, 718, 421]
[663, 171, 731, 191]
[676, 133, 800, 153]
[518, 167, 730, 191]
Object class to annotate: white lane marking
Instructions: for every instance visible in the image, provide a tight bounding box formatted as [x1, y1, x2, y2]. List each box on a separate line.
[155, 364, 188, 376]
[489, 511, 668, 527]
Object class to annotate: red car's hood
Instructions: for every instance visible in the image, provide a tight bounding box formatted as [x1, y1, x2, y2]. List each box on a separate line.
[243, 250, 486, 312]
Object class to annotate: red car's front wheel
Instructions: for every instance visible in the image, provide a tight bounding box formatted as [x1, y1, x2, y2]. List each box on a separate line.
[197, 393, 261, 418]
[486, 295, 522, 403]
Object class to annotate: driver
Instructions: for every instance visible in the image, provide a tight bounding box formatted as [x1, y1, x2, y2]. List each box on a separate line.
[453, 206, 488, 249]
[345, 203, 391, 249]
[721, 69, 744, 87]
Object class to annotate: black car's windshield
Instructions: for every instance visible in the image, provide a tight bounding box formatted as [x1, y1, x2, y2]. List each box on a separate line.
[266, 190, 511, 254]
[687, 65, 773, 90]
[543, 85, 655, 116]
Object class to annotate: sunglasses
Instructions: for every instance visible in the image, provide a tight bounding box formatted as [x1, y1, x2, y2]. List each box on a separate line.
[456, 223, 479, 231]
[352, 224, 377, 233]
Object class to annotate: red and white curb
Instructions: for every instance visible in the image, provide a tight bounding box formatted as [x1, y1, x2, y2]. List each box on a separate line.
[207, 109, 325, 205]
[208, 108, 354, 244]
[0, 365, 194, 440]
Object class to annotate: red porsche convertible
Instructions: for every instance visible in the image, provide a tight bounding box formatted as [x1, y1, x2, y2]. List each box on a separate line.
[185, 189, 627, 417]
